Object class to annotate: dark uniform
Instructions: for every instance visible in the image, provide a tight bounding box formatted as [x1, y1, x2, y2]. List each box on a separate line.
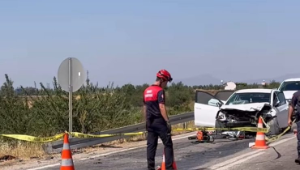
[290, 91, 300, 161]
[143, 84, 174, 170]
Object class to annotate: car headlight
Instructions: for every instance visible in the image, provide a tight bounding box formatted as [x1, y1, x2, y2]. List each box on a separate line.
[218, 112, 227, 121]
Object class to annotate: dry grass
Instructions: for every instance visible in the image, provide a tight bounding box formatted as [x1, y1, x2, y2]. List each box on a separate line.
[0, 141, 47, 161]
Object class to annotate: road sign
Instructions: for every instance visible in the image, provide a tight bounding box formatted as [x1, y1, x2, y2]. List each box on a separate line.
[57, 57, 86, 92]
[57, 57, 86, 137]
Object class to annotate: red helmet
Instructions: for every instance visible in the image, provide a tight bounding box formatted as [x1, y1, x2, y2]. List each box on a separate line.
[156, 69, 173, 82]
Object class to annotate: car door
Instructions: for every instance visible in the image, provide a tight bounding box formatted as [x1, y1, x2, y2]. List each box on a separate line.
[272, 91, 288, 128]
[194, 90, 222, 127]
[276, 91, 289, 128]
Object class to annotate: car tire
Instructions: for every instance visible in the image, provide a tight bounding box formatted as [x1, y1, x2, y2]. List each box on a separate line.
[266, 117, 281, 136]
[215, 120, 226, 134]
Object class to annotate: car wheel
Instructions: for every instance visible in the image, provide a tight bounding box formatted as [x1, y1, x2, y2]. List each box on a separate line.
[215, 120, 226, 134]
[266, 117, 281, 136]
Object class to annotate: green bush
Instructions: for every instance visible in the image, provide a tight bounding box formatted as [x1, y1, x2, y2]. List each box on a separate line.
[0, 73, 281, 138]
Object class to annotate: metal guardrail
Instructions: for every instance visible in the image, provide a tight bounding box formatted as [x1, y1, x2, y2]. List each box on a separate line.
[44, 112, 194, 153]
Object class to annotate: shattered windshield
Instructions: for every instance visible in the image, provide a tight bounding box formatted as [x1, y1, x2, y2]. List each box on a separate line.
[225, 92, 271, 105]
[278, 81, 300, 91]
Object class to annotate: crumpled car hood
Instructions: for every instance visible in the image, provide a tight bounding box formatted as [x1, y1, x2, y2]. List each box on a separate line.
[220, 102, 271, 112]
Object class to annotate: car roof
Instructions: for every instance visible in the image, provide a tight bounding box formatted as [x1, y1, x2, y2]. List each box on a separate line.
[282, 78, 300, 82]
[235, 88, 274, 93]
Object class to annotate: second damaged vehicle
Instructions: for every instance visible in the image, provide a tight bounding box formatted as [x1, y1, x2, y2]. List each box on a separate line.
[194, 89, 290, 136]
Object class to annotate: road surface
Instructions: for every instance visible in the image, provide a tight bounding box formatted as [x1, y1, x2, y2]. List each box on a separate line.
[8, 128, 294, 170]
[1, 128, 298, 170]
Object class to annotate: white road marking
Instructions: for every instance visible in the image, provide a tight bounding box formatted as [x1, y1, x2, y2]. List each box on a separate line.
[26, 132, 196, 170]
[191, 135, 296, 170]
[212, 152, 265, 170]
[269, 136, 295, 147]
[27, 163, 60, 170]
[195, 149, 262, 170]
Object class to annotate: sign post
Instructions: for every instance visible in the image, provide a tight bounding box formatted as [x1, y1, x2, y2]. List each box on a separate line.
[57, 57, 86, 137]
[68, 58, 73, 136]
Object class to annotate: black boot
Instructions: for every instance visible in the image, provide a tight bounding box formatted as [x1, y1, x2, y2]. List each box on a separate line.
[295, 158, 300, 164]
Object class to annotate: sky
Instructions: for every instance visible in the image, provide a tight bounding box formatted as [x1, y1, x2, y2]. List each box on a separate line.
[0, 0, 300, 88]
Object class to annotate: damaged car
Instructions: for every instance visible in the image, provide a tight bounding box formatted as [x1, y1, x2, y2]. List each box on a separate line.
[194, 89, 290, 136]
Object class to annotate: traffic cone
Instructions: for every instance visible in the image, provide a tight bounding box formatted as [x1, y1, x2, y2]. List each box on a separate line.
[60, 133, 75, 170]
[294, 129, 297, 136]
[172, 159, 177, 170]
[251, 117, 269, 149]
[159, 150, 177, 170]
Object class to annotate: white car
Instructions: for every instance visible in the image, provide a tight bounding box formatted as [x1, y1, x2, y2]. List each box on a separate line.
[278, 78, 300, 102]
[194, 89, 289, 135]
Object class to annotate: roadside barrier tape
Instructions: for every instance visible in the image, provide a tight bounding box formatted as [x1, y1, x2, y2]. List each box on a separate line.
[0, 116, 274, 143]
[70, 132, 146, 138]
[0, 131, 148, 142]
[0, 133, 65, 142]
[265, 118, 296, 143]
[172, 127, 269, 133]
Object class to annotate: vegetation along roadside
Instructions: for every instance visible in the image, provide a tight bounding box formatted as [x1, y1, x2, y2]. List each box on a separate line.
[0, 73, 281, 162]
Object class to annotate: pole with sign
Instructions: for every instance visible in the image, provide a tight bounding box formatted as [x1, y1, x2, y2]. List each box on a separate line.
[57, 57, 86, 137]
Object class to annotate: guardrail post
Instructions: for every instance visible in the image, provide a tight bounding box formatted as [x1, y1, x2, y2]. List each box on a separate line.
[183, 122, 187, 129]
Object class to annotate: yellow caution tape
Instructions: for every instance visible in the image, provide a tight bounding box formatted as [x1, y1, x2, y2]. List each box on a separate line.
[0, 131, 147, 142]
[265, 118, 296, 143]
[171, 127, 269, 133]
[0, 133, 65, 142]
[0, 127, 269, 143]
[70, 132, 146, 138]
[0, 116, 287, 143]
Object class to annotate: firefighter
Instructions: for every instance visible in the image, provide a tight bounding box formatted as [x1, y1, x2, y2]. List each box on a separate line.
[143, 69, 174, 170]
[288, 90, 300, 164]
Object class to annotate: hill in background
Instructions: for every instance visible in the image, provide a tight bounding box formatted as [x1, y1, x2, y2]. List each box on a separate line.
[176, 73, 300, 86]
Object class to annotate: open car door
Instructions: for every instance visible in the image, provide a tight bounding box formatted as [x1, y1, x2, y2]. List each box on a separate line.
[194, 90, 223, 127]
[214, 90, 235, 103]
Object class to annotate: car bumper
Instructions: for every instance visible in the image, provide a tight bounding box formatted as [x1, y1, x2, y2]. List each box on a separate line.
[216, 120, 256, 128]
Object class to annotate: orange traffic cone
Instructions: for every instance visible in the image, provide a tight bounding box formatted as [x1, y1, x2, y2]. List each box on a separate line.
[251, 117, 269, 149]
[60, 133, 75, 170]
[159, 150, 177, 170]
[294, 129, 298, 136]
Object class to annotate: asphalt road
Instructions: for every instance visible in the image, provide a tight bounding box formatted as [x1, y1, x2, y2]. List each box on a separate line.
[4, 128, 298, 170]
[19, 128, 298, 170]
[229, 133, 299, 170]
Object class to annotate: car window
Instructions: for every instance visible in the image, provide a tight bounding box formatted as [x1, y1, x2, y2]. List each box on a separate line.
[195, 91, 221, 107]
[214, 90, 235, 101]
[277, 92, 287, 106]
[225, 92, 271, 105]
[279, 81, 300, 91]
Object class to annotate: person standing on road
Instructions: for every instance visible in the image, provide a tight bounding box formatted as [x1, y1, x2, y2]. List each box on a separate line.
[143, 69, 175, 170]
[288, 90, 300, 164]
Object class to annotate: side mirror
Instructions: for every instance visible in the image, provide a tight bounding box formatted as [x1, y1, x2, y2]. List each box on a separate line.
[216, 101, 223, 107]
